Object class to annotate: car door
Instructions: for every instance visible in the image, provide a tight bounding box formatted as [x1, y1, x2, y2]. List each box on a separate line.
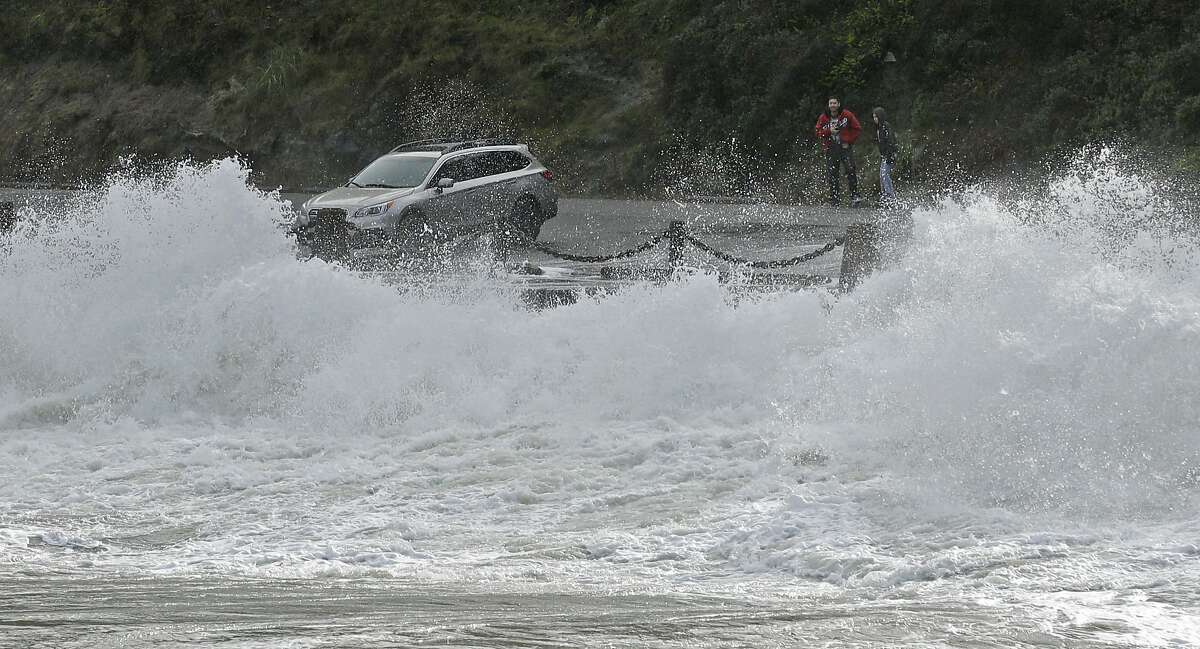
[474, 151, 532, 222]
[469, 152, 510, 224]
[424, 153, 489, 232]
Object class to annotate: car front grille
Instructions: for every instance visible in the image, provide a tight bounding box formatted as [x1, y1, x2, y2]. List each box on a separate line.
[298, 207, 403, 255]
[309, 208, 347, 225]
[298, 208, 351, 254]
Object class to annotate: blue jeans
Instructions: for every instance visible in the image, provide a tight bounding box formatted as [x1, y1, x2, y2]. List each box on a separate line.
[880, 158, 897, 202]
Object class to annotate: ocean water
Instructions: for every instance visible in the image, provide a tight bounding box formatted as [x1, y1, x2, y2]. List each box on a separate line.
[1, 155, 1198, 647]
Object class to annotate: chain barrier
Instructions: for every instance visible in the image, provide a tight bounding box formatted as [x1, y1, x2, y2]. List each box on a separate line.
[520, 231, 667, 263]
[303, 216, 846, 272]
[509, 220, 845, 269]
[682, 233, 846, 269]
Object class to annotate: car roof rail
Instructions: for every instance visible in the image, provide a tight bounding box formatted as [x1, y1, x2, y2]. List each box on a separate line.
[444, 137, 518, 153]
[388, 136, 521, 155]
[389, 138, 461, 153]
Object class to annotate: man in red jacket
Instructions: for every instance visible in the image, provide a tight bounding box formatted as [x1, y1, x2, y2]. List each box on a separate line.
[815, 97, 863, 207]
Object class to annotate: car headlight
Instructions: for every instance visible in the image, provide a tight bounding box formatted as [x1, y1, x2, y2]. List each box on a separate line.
[353, 200, 396, 219]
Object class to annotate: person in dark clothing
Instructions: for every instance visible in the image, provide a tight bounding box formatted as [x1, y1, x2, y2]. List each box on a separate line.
[814, 97, 863, 207]
[873, 107, 898, 205]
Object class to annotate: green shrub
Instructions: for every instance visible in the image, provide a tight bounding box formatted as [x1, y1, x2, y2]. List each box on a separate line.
[4, 0, 1200, 192]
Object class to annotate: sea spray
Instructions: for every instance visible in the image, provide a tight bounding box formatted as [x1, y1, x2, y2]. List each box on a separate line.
[0, 154, 1197, 525]
[791, 152, 1200, 517]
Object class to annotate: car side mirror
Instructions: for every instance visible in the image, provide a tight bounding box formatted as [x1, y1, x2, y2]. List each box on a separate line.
[437, 178, 455, 189]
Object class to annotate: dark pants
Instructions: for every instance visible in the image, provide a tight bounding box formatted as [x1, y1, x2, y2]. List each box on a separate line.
[825, 146, 859, 205]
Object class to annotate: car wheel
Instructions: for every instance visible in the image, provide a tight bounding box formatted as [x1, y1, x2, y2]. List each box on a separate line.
[402, 207, 425, 224]
[399, 208, 434, 241]
[508, 196, 543, 242]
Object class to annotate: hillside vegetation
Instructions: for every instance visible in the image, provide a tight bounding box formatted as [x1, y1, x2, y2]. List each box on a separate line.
[2, 0, 1199, 199]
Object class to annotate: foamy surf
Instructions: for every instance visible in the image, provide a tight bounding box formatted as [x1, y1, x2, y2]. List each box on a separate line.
[1, 153, 1198, 647]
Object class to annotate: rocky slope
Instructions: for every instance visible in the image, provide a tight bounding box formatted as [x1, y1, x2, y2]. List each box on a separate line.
[2, 1, 1198, 198]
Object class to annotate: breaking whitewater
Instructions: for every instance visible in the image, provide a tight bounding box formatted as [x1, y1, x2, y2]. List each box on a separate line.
[1, 152, 1198, 648]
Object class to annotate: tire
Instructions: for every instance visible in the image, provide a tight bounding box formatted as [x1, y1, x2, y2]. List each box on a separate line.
[508, 196, 543, 242]
[401, 207, 426, 228]
[400, 208, 438, 242]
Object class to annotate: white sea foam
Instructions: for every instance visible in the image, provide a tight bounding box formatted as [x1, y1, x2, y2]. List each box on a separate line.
[1, 154, 1198, 645]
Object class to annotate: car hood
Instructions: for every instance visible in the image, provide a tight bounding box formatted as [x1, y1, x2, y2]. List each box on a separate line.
[307, 186, 417, 209]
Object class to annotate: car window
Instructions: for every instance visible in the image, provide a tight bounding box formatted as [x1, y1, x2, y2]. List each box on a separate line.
[430, 151, 531, 185]
[473, 151, 531, 177]
[431, 153, 490, 184]
[460, 153, 495, 181]
[498, 151, 531, 173]
[472, 153, 504, 178]
[352, 156, 437, 188]
[431, 158, 465, 184]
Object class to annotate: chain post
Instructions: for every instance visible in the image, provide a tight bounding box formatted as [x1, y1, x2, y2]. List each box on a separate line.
[0, 202, 14, 234]
[839, 222, 881, 292]
[667, 220, 685, 270]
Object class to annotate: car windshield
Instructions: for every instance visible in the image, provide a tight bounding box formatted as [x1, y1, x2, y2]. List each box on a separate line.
[351, 156, 437, 188]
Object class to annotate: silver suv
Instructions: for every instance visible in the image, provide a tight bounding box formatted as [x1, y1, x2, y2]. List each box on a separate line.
[295, 138, 557, 256]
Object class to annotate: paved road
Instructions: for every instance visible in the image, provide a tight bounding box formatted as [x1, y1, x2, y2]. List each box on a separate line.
[3, 186, 884, 287]
[281, 194, 876, 281]
[539, 197, 869, 279]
